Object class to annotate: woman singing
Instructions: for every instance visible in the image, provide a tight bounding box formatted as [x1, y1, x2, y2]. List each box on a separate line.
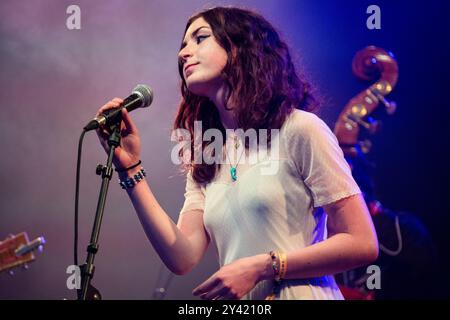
[95, 6, 378, 300]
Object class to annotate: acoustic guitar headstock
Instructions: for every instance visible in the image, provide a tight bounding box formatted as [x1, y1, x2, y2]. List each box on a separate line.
[0, 232, 45, 274]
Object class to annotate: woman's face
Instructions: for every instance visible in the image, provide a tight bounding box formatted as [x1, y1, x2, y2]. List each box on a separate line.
[178, 17, 228, 97]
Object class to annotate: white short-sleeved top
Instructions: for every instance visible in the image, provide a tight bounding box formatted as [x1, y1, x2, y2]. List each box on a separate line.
[179, 109, 361, 300]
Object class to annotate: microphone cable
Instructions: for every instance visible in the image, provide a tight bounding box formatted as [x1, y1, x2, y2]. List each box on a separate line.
[74, 129, 87, 267]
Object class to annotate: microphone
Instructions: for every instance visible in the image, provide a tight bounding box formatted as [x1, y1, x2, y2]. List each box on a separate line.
[84, 84, 153, 131]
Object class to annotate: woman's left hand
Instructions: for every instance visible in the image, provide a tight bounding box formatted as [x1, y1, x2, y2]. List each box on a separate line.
[192, 254, 272, 300]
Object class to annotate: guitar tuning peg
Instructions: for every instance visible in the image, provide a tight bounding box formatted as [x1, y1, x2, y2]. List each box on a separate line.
[23, 264, 29, 270]
[9, 270, 15, 276]
[38, 245, 44, 253]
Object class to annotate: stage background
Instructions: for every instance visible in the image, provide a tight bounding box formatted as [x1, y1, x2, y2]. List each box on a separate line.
[1, 0, 449, 299]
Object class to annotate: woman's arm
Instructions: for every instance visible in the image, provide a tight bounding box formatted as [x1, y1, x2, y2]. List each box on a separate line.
[94, 100, 209, 276]
[261, 193, 378, 281]
[192, 193, 378, 300]
[120, 168, 209, 275]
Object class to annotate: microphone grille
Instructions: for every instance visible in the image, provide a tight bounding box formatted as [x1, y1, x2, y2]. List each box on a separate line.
[133, 84, 153, 108]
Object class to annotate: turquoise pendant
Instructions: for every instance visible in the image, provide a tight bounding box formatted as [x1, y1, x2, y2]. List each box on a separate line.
[230, 167, 237, 181]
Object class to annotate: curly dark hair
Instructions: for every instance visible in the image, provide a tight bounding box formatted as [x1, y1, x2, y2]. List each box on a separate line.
[173, 6, 318, 185]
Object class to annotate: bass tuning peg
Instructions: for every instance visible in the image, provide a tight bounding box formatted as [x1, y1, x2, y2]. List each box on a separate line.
[372, 88, 397, 115]
[359, 139, 372, 154]
[383, 99, 397, 115]
[346, 113, 381, 135]
[363, 117, 382, 135]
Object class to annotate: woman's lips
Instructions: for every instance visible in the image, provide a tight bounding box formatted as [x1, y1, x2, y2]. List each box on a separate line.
[185, 63, 198, 76]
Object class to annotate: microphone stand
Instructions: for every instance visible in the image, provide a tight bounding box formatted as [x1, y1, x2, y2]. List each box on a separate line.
[78, 121, 122, 300]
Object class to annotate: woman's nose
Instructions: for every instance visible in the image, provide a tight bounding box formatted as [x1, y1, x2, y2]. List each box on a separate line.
[178, 46, 193, 64]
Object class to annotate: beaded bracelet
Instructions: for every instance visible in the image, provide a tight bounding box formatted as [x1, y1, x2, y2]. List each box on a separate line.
[266, 250, 283, 300]
[269, 251, 281, 282]
[119, 168, 146, 190]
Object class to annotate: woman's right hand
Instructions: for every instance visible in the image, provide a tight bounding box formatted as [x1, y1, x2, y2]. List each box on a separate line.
[95, 98, 141, 170]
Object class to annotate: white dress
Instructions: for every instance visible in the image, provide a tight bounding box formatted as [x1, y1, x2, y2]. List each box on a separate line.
[179, 109, 361, 300]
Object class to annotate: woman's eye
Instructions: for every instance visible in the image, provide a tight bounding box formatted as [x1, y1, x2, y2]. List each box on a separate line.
[196, 35, 209, 44]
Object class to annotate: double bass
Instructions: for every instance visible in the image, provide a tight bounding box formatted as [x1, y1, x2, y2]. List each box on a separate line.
[334, 46, 437, 300]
